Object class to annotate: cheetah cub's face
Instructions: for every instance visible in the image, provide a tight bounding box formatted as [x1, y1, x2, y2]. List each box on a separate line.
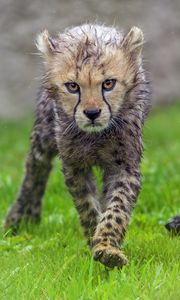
[37, 25, 144, 132]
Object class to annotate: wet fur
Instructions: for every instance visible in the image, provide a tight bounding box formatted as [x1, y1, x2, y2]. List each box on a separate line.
[5, 24, 151, 268]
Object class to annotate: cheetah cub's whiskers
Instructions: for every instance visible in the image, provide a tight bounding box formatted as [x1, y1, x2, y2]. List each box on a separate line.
[5, 24, 151, 268]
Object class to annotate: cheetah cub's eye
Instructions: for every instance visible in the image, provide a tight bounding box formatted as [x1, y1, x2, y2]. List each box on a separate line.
[102, 79, 116, 91]
[65, 82, 80, 94]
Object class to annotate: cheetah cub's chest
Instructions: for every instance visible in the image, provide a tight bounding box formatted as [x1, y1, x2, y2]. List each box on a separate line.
[58, 131, 123, 167]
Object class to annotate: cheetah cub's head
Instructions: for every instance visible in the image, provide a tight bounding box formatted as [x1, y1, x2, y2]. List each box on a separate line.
[36, 24, 144, 133]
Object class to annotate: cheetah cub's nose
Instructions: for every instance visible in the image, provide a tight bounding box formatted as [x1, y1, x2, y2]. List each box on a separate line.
[83, 109, 101, 121]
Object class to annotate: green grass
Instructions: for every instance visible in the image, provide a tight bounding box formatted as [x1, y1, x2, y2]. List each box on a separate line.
[0, 104, 180, 300]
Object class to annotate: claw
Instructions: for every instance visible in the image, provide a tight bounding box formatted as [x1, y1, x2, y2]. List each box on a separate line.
[93, 245, 128, 269]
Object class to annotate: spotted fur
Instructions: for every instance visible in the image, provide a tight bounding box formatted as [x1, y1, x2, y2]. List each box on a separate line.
[5, 24, 151, 268]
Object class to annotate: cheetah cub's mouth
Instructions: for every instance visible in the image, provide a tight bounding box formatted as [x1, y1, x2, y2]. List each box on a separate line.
[83, 120, 105, 133]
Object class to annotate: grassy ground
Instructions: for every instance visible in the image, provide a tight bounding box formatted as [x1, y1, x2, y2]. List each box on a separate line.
[0, 104, 180, 300]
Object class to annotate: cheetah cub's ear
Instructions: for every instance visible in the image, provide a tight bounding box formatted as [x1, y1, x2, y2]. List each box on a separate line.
[121, 26, 144, 60]
[36, 29, 59, 56]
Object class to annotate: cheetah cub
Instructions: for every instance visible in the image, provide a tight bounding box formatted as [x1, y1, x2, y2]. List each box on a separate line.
[5, 24, 151, 268]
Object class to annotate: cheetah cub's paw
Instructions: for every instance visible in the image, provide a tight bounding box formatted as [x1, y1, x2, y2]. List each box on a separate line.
[92, 244, 128, 269]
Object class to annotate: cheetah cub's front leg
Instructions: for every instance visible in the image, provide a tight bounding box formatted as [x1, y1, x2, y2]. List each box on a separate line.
[92, 167, 140, 269]
[63, 163, 101, 243]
